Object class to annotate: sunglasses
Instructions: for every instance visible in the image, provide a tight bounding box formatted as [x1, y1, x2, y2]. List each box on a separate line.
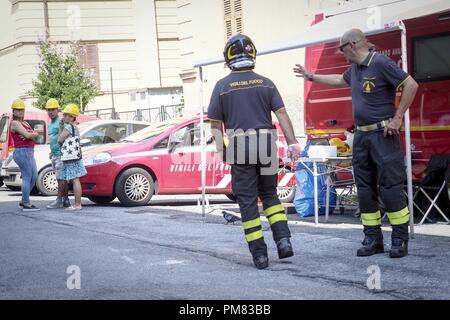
[339, 42, 351, 52]
[339, 38, 363, 52]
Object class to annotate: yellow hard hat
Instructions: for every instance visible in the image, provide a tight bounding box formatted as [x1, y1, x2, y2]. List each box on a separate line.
[62, 103, 80, 116]
[11, 99, 25, 110]
[45, 98, 60, 109]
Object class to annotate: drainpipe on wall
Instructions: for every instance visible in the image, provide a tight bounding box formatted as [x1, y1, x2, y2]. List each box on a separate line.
[43, 0, 49, 39]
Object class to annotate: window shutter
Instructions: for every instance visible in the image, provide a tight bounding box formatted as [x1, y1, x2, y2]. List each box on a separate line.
[224, 0, 243, 40]
[79, 44, 100, 88]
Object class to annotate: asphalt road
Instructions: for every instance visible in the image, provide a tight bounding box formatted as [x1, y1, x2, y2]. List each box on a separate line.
[0, 186, 449, 300]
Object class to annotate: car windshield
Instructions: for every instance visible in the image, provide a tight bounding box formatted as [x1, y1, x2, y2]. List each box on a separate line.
[122, 117, 185, 143]
[77, 122, 93, 132]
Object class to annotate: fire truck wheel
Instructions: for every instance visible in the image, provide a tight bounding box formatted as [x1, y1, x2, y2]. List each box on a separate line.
[115, 168, 154, 207]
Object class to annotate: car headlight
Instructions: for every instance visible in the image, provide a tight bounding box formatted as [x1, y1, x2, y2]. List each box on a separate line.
[83, 152, 112, 167]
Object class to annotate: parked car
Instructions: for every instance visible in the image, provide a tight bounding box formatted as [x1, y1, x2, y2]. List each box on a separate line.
[0, 107, 96, 187]
[80, 115, 297, 206]
[0, 119, 151, 195]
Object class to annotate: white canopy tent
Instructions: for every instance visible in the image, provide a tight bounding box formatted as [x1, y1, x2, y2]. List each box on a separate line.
[193, 0, 450, 237]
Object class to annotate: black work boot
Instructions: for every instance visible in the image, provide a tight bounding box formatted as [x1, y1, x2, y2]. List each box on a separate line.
[390, 223, 409, 258]
[357, 236, 384, 256]
[357, 226, 384, 257]
[389, 238, 408, 258]
[252, 254, 269, 269]
[276, 237, 294, 259]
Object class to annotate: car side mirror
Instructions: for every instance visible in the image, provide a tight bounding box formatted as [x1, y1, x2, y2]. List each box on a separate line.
[80, 138, 91, 147]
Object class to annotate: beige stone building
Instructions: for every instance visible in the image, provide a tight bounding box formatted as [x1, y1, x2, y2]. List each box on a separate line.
[177, 0, 349, 135]
[0, 0, 183, 114]
[0, 0, 352, 133]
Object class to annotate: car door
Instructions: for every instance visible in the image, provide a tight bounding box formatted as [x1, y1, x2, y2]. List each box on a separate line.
[159, 121, 217, 192]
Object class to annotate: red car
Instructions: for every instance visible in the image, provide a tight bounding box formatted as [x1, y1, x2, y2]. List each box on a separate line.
[80, 115, 296, 206]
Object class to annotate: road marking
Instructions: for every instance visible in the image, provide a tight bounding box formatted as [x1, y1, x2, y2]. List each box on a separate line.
[146, 260, 189, 267]
[121, 255, 136, 264]
[166, 259, 186, 265]
[266, 288, 305, 300]
[108, 247, 136, 264]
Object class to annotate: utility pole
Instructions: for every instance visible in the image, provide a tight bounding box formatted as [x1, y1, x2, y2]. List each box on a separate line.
[110, 67, 116, 118]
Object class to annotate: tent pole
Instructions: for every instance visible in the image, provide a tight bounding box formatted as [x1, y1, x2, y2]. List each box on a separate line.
[400, 21, 415, 239]
[199, 66, 206, 218]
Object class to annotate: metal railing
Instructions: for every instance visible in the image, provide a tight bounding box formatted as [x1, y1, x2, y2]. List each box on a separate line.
[84, 104, 184, 123]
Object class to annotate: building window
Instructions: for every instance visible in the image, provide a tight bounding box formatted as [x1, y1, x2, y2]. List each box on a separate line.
[79, 44, 100, 87]
[224, 0, 243, 40]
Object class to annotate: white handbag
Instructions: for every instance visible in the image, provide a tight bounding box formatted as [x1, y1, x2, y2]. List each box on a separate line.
[60, 124, 82, 162]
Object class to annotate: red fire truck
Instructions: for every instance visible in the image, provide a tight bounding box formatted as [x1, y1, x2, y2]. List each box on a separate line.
[304, 3, 450, 182]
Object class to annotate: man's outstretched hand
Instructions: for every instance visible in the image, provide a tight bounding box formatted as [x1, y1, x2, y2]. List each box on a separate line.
[293, 64, 312, 80]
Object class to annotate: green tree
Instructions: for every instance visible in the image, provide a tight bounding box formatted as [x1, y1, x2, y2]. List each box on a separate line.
[28, 40, 100, 112]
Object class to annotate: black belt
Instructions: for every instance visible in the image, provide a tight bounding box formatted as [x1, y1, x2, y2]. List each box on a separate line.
[356, 120, 389, 132]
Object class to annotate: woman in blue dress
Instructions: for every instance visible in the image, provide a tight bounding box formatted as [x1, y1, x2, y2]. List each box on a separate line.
[58, 103, 87, 211]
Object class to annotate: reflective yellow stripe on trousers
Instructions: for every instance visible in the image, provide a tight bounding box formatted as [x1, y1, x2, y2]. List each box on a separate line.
[263, 204, 288, 225]
[361, 211, 382, 226]
[242, 217, 261, 230]
[387, 207, 410, 225]
[245, 230, 264, 242]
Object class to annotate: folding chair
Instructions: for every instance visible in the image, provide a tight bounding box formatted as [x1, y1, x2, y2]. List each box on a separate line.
[412, 155, 450, 225]
[327, 166, 359, 216]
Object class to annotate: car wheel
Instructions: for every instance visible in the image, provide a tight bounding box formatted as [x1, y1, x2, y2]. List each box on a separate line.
[277, 187, 296, 203]
[88, 196, 116, 204]
[115, 168, 154, 207]
[0, 178, 3, 187]
[36, 166, 58, 196]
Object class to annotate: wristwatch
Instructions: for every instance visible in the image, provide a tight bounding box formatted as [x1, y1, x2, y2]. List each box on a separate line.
[306, 73, 314, 81]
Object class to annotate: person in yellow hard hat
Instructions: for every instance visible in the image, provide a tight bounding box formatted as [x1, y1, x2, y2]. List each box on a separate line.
[45, 98, 71, 209]
[58, 103, 86, 210]
[9, 99, 40, 211]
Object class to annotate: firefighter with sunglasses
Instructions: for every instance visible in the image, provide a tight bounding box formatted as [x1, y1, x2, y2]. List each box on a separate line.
[294, 28, 418, 258]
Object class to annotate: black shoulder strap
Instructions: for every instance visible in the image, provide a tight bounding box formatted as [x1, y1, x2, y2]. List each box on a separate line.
[70, 124, 76, 137]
